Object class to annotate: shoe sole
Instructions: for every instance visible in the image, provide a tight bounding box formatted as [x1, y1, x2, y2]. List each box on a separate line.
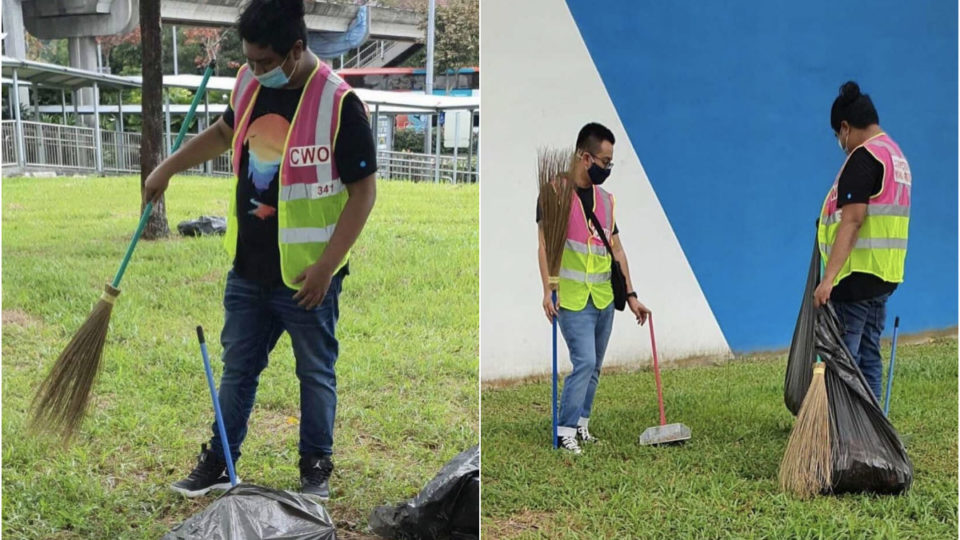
[170, 480, 235, 498]
[301, 491, 330, 502]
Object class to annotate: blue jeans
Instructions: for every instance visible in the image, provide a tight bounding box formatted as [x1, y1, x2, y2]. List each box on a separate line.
[556, 298, 615, 436]
[833, 293, 890, 401]
[210, 269, 343, 460]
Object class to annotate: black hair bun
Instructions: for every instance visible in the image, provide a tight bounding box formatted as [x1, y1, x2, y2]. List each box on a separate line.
[838, 81, 861, 106]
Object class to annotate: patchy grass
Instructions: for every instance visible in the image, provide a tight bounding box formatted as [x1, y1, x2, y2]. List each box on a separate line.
[2, 175, 478, 539]
[482, 339, 957, 539]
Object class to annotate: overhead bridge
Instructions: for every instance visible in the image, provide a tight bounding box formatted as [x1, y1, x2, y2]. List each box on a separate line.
[20, 0, 423, 41]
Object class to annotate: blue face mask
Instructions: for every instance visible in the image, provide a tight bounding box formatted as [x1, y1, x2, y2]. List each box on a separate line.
[256, 54, 293, 88]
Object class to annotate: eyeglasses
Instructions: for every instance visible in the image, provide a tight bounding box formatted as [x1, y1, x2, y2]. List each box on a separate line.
[587, 153, 614, 170]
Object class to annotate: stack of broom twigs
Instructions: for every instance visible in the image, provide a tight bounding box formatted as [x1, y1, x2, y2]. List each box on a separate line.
[31, 284, 121, 442]
[779, 359, 832, 498]
[538, 147, 575, 283]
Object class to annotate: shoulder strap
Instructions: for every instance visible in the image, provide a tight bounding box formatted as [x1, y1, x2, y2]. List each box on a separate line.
[584, 205, 614, 256]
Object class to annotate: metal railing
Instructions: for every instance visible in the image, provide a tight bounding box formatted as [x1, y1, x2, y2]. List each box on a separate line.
[377, 150, 478, 183]
[101, 130, 141, 174]
[1, 119, 233, 177]
[5, 121, 99, 171]
[175, 133, 232, 176]
[2, 120, 480, 184]
[1, 121, 17, 166]
[338, 40, 386, 69]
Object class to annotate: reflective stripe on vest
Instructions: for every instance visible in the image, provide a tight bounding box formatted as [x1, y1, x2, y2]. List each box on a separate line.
[820, 237, 908, 257]
[559, 267, 612, 283]
[817, 132, 911, 285]
[557, 185, 615, 311]
[223, 62, 356, 289]
[281, 224, 338, 244]
[819, 203, 910, 226]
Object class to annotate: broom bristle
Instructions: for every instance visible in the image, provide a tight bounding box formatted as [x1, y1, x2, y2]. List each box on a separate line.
[779, 363, 832, 498]
[30, 284, 119, 442]
[537, 147, 575, 287]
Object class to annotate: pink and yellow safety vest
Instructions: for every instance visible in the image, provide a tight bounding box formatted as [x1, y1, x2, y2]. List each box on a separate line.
[558, 185, 615, 311]
[224, 62, 356, 289]
[818, 132, 911, 284]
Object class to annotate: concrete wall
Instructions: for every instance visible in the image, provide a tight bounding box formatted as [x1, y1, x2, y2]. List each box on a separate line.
[480, 0, 730, 381]
[480, 0, 957, 380]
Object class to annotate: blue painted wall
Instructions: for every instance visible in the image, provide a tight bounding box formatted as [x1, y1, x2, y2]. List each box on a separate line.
[567, 1, 958, 350]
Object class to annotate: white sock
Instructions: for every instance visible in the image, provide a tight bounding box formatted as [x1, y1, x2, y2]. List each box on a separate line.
[578, 417, 589, 428]
[557, 426, 577, 438]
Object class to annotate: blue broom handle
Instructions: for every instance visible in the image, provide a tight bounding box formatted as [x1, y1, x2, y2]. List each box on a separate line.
[883, 316, 900, 416]
[197, 326, 238, 486]
[111, 62, 217, 289]
[552, 290, 558, 449]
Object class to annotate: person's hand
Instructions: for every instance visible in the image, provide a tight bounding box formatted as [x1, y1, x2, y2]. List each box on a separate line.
[143, 167, 172, 204]
[814, 279, 833, 308]
[542, 290, 558, 323]
[628, 296, 651, 325]
[292, 262, 334, 309]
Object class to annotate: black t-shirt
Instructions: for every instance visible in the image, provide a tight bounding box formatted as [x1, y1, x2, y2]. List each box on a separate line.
[830, 147, 898, 302]
[223, 88, 377, 286]
[536, 186, 619, 235]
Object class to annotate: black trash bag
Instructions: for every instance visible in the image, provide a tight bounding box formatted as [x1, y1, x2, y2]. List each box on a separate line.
[163, 483, 336, 540]
[784, 236, 820, 415]
[178, 215, 227, 237]
[369, 445, 479, 540]
[783, 237, 913, 494]
[815, 304, 913, 495]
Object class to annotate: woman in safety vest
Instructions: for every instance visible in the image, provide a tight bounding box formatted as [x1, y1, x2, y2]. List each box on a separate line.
[814, 81, 911, 400]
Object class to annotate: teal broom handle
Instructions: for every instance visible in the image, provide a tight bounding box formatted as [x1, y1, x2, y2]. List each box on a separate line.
[171, 61, 216, 153]
[112, 62, 217, 289]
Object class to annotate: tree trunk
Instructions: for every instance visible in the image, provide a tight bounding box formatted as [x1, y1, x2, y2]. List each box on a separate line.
[139, 0, 169, 239]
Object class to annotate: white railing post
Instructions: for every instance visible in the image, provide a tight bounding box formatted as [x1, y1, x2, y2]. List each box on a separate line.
[11, 69, 25, 168]
[118, 89, 125, 170]
[56, 124, 63, 167]
[452, 111, 460, 183]
[93, 82, 103, 174]
[467, 109, 475, 183]
[434, 112, 441, 182]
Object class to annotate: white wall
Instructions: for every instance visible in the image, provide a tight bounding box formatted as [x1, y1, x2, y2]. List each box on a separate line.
[480, 0, 731, 381]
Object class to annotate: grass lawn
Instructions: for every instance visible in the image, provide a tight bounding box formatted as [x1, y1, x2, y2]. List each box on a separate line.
[482, 338, 958, 539]
[2, 175, 478, 539]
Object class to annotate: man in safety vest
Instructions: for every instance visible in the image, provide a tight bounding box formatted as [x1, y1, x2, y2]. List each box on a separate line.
[814, 81, 911, 400]
[537, 122, 652, 454]
[144, 0, 377, 499]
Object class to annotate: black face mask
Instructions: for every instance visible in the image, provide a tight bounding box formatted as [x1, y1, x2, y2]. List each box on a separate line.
[588, 163, 611, 185]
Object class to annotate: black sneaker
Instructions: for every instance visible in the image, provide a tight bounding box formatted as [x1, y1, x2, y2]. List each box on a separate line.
[300, 454, 334, 500]
[170, 444, 234, 497]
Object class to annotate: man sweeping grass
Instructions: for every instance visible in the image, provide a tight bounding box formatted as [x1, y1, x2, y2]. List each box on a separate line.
[143, 0, 376, 500]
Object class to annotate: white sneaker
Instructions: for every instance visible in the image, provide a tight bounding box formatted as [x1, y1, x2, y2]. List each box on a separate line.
[577, 425, 598, 443]
[557, 434, 582, 454]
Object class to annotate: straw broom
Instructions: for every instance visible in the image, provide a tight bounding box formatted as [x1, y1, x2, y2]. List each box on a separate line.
[779, 360, 832, 498]
[538, 147, 575, 281]
[538, 147, 574, 448]
[30, 62, 217, 442]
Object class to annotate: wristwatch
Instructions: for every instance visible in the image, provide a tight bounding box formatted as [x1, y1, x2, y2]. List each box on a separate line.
[627, 292, 638, 300]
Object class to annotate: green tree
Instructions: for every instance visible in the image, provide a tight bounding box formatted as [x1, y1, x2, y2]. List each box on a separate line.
[433, 0, 478, 93]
